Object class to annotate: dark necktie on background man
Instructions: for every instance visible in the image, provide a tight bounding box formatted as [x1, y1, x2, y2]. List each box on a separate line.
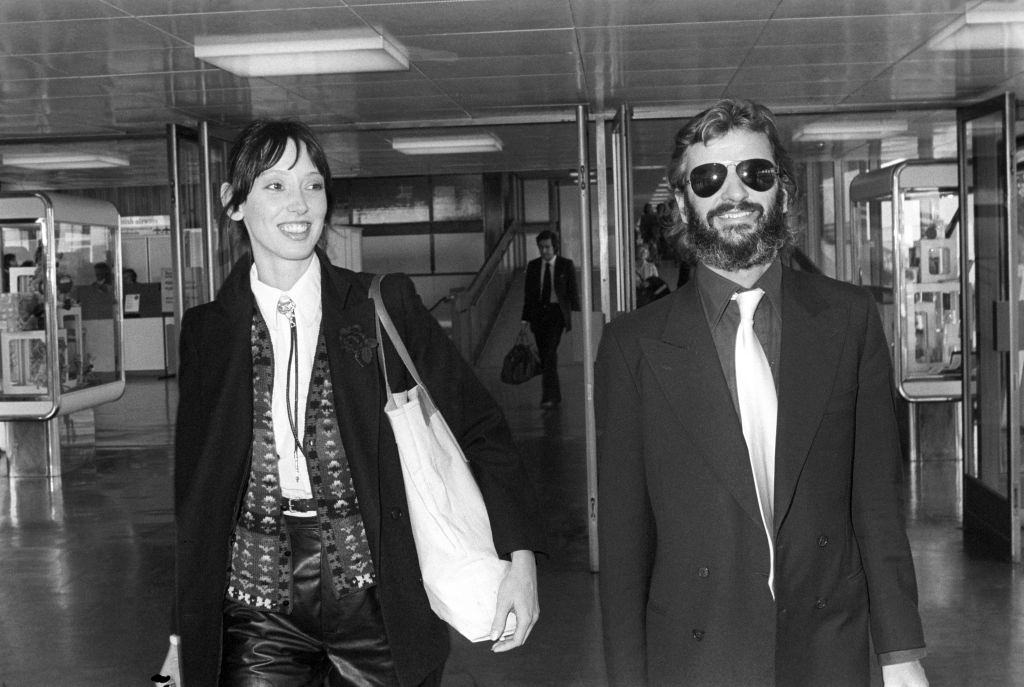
[541, 261, 552, 304]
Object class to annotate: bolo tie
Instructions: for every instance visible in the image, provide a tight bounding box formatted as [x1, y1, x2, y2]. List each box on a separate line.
[277, 294, 303, 483]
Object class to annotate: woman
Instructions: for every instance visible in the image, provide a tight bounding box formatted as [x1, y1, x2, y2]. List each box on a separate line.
[172, 119, 543, 685]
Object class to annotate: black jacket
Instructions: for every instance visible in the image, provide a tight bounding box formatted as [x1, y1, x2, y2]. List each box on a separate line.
[173, 250, 544, 685]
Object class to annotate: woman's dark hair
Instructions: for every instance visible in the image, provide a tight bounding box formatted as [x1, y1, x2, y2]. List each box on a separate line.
[220, 119, 334, 246]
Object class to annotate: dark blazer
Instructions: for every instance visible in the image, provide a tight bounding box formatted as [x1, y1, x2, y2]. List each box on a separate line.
[173, 250, 544, 686]
[595, 266, 924, 687]
[521, 255, 579, 330]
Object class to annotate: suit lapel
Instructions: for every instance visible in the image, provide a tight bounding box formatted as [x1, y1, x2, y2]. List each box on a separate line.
[640, 285, 765, 527]
[211, 259, 258, 484]
[773, 269, 845, 533]
[319, 259, 382, 512]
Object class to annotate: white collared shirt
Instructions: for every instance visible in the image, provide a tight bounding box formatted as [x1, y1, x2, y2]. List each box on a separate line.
[250, 259, 322, 501]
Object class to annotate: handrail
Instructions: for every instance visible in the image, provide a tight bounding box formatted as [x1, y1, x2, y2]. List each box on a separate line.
[450, 221, 527, 364]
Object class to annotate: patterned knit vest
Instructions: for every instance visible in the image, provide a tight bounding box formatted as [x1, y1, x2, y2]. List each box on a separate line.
[225, 309, 376, 612]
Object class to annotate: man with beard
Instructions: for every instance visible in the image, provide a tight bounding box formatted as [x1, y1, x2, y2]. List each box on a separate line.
[595, 98, 928, 687]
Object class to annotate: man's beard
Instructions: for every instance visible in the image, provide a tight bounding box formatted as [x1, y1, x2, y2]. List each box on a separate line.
[679, 190, 789, 271]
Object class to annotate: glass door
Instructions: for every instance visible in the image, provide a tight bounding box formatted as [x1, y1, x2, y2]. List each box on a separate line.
[958, 92, 1022, 562]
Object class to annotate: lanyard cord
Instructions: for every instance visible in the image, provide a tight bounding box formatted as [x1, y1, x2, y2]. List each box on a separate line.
[284, 315, 302, 481]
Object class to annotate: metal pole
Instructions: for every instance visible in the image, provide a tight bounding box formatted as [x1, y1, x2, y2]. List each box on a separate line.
[610, 127, 624, 319]
[595, 116, 611, 322]
[618, 104, 636, 312]
[577, 105, 600, 573]
[166, 124, 186, 330]
[200, 121, 217, 302]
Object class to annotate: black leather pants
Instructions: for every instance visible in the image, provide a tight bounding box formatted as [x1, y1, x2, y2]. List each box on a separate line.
[221, 516, 399, 687]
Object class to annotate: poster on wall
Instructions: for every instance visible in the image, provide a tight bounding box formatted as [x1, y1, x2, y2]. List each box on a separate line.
[120, 215, 171, 237]
[161, 269, 175, 314]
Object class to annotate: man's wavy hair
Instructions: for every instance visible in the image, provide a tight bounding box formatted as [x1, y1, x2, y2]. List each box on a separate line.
[665, 98, 796, 198]
[219, 119, 334, 248]
[662, 98, 796, 253]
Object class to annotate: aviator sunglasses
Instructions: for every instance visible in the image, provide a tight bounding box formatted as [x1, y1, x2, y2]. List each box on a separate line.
[681, 158, 779, 198]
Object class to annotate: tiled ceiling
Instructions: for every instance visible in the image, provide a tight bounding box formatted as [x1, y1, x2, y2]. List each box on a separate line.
[0, 0, 1022, 193]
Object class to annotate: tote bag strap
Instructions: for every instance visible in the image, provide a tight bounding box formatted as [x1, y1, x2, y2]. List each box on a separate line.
[370, 274, 433, 404]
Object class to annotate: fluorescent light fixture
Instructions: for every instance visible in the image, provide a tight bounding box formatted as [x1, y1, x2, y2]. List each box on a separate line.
[928, 4, 1024, 51]
[792, 119, 908, 142]
[194, 28, 409, 77]
[2, 153, 130, 169]
[391, 133, 503, 155]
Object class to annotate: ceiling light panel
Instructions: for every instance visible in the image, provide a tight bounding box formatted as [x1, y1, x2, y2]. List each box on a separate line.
[2, 153, 130, 170]
[194, 28, 409, 77]
[391, 134, 503, 155]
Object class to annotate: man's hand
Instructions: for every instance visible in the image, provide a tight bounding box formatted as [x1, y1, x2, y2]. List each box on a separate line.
[882, 660, 928, 687]
[490, 549, 538, 652]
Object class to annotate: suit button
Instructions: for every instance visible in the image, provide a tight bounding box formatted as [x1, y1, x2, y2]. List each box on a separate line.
[389, 508, 403, 520]
[692, 630, 704, 641]
[698, 566, 710, 578]
[814, 598, 827, 609]
[817, 535, 829, 547]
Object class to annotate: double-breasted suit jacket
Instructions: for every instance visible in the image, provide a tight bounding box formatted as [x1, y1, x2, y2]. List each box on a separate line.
[595, 265, 924, 686]
[173, 250, 544, 686]
[521, 255, 579, 330]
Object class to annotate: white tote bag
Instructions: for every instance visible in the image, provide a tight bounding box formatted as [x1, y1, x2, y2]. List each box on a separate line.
[370, 275, 514, 642]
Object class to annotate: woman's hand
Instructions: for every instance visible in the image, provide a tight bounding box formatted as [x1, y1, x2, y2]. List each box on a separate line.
[489, 549, 538, 652]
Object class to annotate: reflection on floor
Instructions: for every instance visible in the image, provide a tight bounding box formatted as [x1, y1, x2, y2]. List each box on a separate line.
[0, 367, 1022, 685]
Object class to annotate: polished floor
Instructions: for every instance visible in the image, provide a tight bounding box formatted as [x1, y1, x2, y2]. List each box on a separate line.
[1, 300, 1023, 684]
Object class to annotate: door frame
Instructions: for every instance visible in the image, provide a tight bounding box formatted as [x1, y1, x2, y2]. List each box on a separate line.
[957, 92, 1022, 562]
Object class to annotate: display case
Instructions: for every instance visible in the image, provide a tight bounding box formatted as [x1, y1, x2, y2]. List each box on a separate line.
[849, 161, 961, 401]
[0, 192, 125, 420]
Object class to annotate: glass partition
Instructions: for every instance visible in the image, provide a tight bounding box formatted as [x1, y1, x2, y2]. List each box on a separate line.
[0, 193, 125, 419]
[849, 161, 961, 400]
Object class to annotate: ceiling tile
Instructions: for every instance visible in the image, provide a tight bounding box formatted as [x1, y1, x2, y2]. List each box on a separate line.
[0, 16, 183, 54]
[759, 14, 961, 47]
[101, 0, 343, 15]
[0, 55, 62, 83]
[141, 7, 366, 42]
[417, 53, 578, 79]
[731, 62, 886, 85]
[576, 22, 766, 54]
[288, 79, 448, 101]
[22, 47, 205, 77]
[582, 47, 748, 73]
[775, 0, 969, 19]
[0, 0, 1020, 187]
[0, 0, 124, 22]
[352, 0, 573, 36]
[744, 42, 912, 66]
[570, 0, 779, 25]
[435, 73, 586, 105]
[401, 28, 576, 59]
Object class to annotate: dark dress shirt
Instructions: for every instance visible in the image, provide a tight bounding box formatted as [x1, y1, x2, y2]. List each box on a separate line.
[696, 259, 782, 414]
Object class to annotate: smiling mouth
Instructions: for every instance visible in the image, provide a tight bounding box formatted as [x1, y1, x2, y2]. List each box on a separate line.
[710, 202, 762, 226]
[278, 222, 311, 236]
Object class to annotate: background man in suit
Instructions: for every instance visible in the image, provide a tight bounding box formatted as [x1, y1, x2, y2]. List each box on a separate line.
[521, 230, 579, 408]
[173, 120, 543, 685]
[595, 98, 928, 686]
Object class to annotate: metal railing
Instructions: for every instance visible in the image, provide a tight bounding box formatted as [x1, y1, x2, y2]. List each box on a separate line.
[449, 222, 527, 364]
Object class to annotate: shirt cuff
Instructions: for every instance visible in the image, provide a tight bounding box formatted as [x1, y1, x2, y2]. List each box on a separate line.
[877, 647, 927, 666]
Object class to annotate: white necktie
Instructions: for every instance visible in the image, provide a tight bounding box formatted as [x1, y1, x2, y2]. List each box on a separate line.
[733, 288, 777, 598]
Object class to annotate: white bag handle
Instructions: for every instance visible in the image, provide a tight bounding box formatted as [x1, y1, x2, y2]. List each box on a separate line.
[369, 274, 433, 405]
